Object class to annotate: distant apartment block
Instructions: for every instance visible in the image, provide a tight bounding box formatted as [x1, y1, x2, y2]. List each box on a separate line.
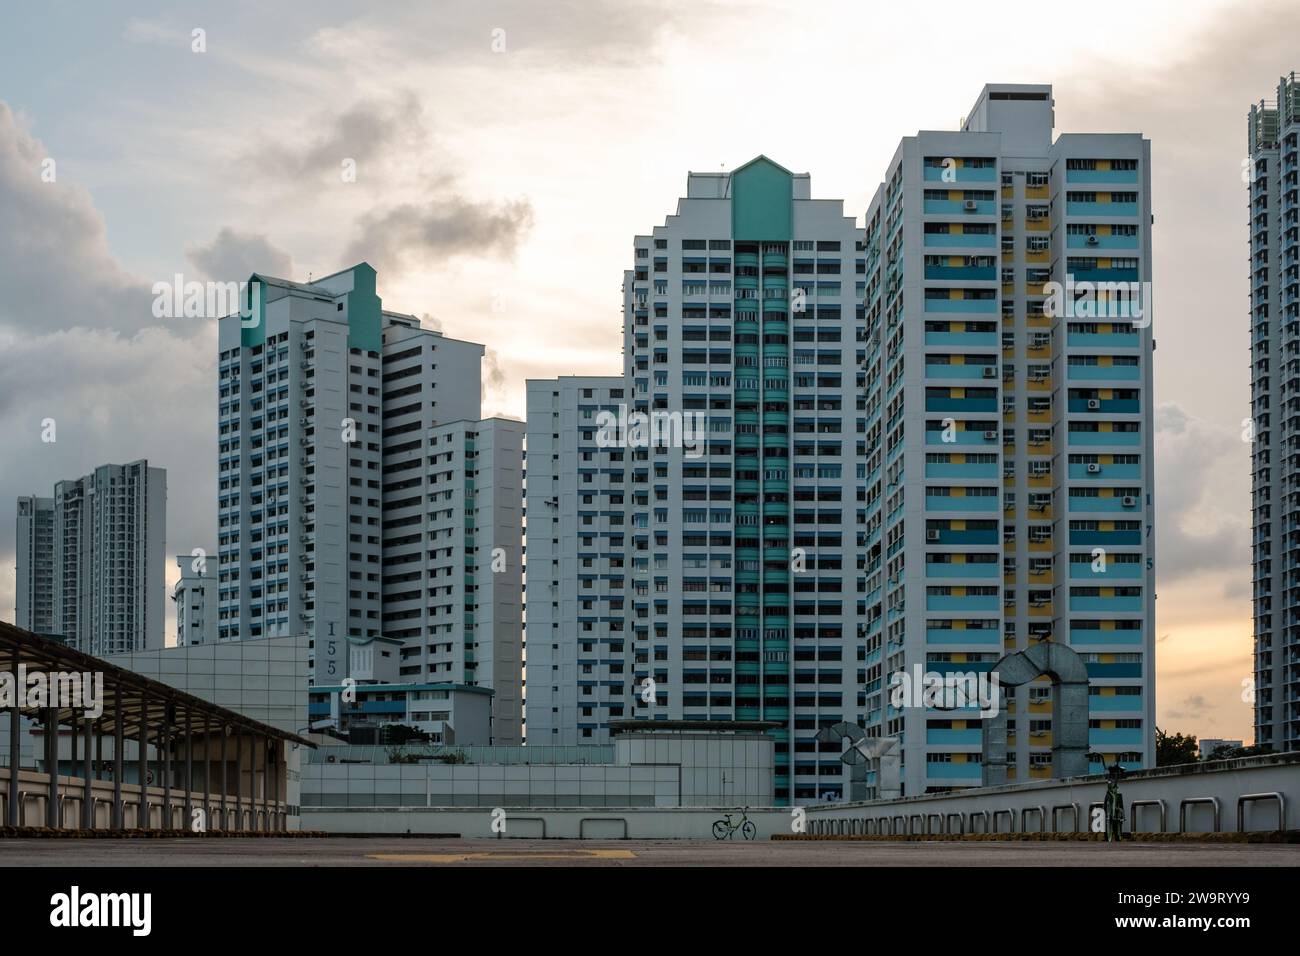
[174, 552, 217, 646]
[15, 461, 166, 653]
[216, 263, 523, 742]
[1247, 71, 1300, 753]
[15, 496, 55, 635]
[1199, 737, 1244, 759]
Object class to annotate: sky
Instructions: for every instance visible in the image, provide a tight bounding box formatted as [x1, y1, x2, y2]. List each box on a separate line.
[1, 0, 1293, 743]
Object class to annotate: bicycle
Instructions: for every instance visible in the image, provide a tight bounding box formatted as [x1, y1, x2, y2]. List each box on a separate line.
[712, 807, 756, 841]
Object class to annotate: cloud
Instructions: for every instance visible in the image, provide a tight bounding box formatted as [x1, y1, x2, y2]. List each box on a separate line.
[1164, 694, 1213, 721]
[343, 195, 533, 276]
[0, 98, 213, 634]
[482, 346, 508, 404]
[0, 99, 153, 334]
[305, 0, 692, 70]
[186, 227, 294, 283]
[238, 91, 437, 186]
[122, 19, 188, 46]
[1153, 402, 1251, 584]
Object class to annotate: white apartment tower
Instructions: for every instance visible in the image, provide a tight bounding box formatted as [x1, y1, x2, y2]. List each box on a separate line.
[524, 376, 630, 744]
[174, 552, 217, 646]
[1248, 71, 1300, 753]
[861, 84, 1155, 793]
[15, 461, 166, 653]
[217, 263, 524, 741]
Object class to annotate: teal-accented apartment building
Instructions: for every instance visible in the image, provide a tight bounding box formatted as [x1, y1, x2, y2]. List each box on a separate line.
[1247, 72, 1300, 753]
[526, 83, 1156, 798]
[216, 264, 525, 743]
[618, 157, 864, 804]
[861, 84, 1155, 793]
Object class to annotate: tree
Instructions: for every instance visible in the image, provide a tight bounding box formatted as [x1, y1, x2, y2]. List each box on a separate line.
[1155, 727, 1199, 766]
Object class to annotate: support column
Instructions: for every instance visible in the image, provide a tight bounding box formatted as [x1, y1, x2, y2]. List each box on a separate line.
[220, 723, 228, 831]
[43, 707, 58, 828]
[184, 710, 193, 831]
[81, 715, 93, 829]
[95, 722, 103, 781]
[137, 693, 148, 829]
[270, 739, 279, 832]
[162, 705, 172, 830]
[113, 695, 124, 829]
[7, 648, 19, 827]
[262, 735, 270, 832]
[203, 718, 212, 830]
[235, 731, 244, 832]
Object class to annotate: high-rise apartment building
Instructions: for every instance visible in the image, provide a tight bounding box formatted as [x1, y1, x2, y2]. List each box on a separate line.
[216, 263, 524, 742]
[526, 161, 864, 801]
[15, 461, 167, 654]
[1248, 71, 1300, 753]
[622, 158, 865, 805]
[524, 376, 629, 744]
[15, 496, 55, 635]
[861, 84, 1155, 792]
[528, 84, 1156, 799]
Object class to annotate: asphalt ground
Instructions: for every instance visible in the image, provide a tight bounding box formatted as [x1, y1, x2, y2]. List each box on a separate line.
[1, 836, 1296, 866]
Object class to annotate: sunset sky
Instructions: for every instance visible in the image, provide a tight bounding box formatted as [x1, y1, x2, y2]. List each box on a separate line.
[2, 0, 1291, 742]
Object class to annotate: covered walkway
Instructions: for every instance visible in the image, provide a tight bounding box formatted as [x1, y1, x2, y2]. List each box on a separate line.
[0, 621, 312, 832]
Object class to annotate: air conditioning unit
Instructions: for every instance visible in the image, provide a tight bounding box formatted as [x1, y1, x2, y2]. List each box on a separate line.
[1086, 399, 1101, 410]
[982, 367, 998, 378]
[926, 529, 941, 542]
[964, 200, 978, 211]
[299, 438, 310, 446]
[1086, 235, 1099, 246]
[300, 339, 310, 350]
[299, 477, 310, 485]
[1121, 496, 1137, 507]
[984, 430, 998, 440]
[1086, 463, 1102, 474]
[299, 417, 308, 426]
[300, 399, 310, 408]
[299, 573, 309, 582]
[300, 361, 311, 370]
